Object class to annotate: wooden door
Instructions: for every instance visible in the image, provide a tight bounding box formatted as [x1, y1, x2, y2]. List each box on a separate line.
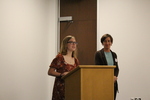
[60, 0, 97, 65]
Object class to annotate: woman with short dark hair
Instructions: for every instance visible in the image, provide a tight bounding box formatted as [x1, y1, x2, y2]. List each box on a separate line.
[95, 34, 119, 100]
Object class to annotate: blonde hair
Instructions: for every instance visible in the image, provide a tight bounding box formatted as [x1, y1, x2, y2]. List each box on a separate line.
[59, 35, 77, 58]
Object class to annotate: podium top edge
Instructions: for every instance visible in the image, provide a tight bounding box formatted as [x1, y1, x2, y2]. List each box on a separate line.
[79, 65, 116, 68]
[62, 65, 115, 79]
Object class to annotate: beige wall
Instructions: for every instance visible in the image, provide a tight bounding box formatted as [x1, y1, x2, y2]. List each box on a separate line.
[0, 0, 58, 100]
[97, 0, 150, 100]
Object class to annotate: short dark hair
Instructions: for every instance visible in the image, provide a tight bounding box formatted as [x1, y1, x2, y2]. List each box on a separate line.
[101, 34, 113, 44]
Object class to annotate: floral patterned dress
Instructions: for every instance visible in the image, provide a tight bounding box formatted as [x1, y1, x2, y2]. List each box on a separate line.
[49, 54, 79, 100]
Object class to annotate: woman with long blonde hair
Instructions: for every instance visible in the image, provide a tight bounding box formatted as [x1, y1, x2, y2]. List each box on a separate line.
[48, 35, 79, 100]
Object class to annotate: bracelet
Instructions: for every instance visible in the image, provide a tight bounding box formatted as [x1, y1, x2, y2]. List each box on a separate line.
[60, 73, 63, 77]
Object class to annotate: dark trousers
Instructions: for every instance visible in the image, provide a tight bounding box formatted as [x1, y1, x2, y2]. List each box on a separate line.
[114, 82, 118, 100]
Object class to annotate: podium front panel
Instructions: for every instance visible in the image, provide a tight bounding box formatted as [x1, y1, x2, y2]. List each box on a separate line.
[81, 68, 114, 100]
[64, 65, 115, 100]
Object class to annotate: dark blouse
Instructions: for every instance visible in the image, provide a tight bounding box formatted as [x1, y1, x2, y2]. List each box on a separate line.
[95, 48, 119, 77]
[49, 54, 79, 100]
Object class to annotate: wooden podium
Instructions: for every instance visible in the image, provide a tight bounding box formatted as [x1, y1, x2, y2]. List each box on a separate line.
[62, 65, 115, 100]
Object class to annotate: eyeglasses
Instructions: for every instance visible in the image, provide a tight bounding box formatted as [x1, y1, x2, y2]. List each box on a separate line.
[67, 41, 78, 45]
